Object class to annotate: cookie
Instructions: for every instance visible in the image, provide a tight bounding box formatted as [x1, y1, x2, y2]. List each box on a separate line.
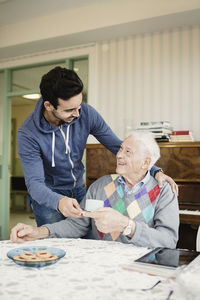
[35, 250, 52, 259]
[20, 252, 37, 260]
[13, 250, 58, 262]
[43, 255, 58, 261]
[13, 255, 26, 261]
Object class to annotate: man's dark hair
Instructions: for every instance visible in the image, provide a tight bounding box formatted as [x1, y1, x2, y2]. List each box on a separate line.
[40, 66, 83, 108]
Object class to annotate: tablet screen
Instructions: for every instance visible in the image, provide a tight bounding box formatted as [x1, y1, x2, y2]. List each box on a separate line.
[135, 248, 200, 269]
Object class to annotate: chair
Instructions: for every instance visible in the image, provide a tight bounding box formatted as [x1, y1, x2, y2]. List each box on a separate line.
[10, 176, 29, 211]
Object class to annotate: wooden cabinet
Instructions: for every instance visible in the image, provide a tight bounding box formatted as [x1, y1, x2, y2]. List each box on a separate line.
[156, 142, 200, 182]
[157, 142, 200, 226]
[86, 142, 200, 226]
[86, 144, 116, 189]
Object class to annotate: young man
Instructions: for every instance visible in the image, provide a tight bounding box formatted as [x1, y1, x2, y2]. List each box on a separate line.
[11, 131, 179, 248]
[18, 67, 177, 226]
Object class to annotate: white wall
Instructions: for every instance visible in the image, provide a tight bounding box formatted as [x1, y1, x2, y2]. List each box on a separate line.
[90, 25, 200, 141]
[1, 25, 200, 143]
[1, 0, 199, 48]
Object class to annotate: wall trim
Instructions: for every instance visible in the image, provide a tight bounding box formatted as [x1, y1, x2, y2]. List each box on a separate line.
[0, 42, 96, 69]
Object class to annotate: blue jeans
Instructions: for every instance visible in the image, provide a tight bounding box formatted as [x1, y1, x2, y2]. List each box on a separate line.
[31, 184, 86, 226]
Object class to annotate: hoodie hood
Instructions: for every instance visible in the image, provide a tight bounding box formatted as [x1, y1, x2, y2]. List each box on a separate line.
[33, 98, 80, 134]
[33, 98, 58, 134]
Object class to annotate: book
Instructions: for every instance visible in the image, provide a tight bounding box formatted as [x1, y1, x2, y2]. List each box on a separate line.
[170, 135, 192, 139]
[170, 135, 194, 142]
[122, 247, 200, 279]
[151, 129, 172, 134]
[136, 122, 173, 140]
[140, 121, 172, 128]
[172, 131, 191, 135]
[155, 137, 170, 142]
[170, 130, 194, 142]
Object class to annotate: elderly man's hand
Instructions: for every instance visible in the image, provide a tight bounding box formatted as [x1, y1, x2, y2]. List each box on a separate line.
[58, 196, 83, 218]
[82, 207, 128, 233]
[10, 223, 49, 243]
[155, 171, 178, 195]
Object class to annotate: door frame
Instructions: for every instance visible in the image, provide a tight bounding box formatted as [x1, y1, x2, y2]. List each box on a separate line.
[0, 69, 11, 239]
[0, 46, 95, 239]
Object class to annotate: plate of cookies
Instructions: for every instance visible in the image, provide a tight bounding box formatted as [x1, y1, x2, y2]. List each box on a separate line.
[7, 246, 66, 267]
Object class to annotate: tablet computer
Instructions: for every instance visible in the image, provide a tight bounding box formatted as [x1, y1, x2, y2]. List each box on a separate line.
[123, 248, 200, 278]
[135, 247, 200, 269]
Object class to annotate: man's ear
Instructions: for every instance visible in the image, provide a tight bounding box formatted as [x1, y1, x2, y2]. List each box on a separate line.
[142, 157, 151, 169]
[44, 101, 53, 112]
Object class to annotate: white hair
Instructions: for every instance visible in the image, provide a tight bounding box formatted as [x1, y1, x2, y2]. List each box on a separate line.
[127, 130, 160, 170]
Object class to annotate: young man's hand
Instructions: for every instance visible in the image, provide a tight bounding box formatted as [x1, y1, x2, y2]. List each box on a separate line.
[155, 171, 178, 195]
[58, 197, 83, 218]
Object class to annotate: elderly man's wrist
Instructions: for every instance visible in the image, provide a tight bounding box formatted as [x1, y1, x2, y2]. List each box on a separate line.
[39, 226, 50, 239]
[121, 217, 136, 238]
[128, 221, 136, 238]
[120, 216, 128, 231]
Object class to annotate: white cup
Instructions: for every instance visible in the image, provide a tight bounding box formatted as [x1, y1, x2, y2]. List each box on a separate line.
[85, 199, 104, 211]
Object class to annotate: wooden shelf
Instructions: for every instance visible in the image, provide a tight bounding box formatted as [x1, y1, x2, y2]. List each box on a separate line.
[180, 214, 200, 225]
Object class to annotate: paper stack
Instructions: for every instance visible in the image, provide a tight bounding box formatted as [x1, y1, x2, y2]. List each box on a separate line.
[136, 121, 173, 142]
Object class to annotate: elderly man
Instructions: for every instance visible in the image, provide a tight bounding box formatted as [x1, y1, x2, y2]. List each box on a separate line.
[11, 131, 179, 248]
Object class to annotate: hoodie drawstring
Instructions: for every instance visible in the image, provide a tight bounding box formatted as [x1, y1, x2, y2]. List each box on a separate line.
[52, 131, 55, 167]
[52, 125, 71, 167]
[65, 125, 70, 153]
[60, 125, 70, 154]
[52, 126, 70, 167]
[51, 125, 76, 186]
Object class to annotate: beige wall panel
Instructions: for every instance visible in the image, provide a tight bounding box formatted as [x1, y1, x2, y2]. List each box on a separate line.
[92, 26, 200, 141]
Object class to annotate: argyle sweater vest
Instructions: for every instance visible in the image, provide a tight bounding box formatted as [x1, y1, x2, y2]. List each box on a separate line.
[87, 174, 160, 241]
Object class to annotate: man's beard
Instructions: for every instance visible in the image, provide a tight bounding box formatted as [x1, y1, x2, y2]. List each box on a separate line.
[52, 110, 70, 125]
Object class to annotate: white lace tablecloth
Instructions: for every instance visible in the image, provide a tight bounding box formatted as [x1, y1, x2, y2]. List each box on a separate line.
[0, 238, 200, 300]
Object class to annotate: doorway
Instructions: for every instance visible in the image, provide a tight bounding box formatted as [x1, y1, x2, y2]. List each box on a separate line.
[1, 57, 89, 239]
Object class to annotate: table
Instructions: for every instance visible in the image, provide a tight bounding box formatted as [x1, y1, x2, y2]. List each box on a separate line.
[0, 238, 200, 300]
